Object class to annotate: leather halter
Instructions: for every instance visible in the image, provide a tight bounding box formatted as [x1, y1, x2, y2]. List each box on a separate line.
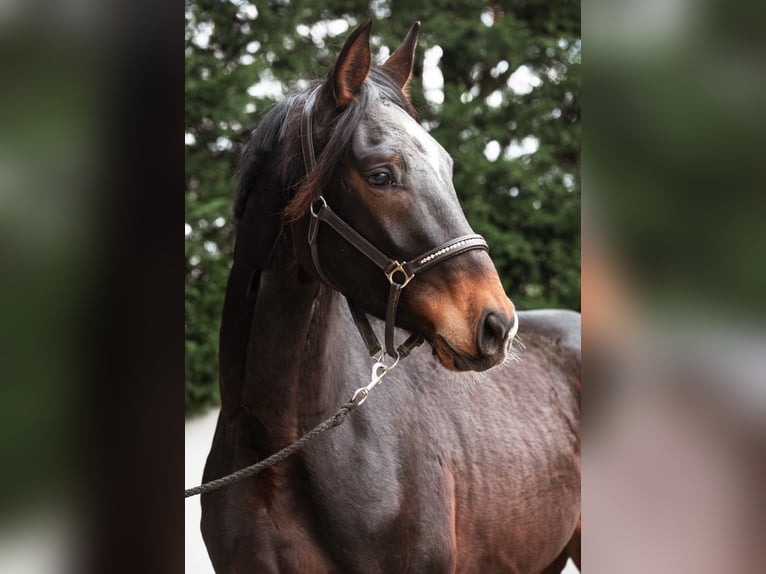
[299, 87, 490, 359]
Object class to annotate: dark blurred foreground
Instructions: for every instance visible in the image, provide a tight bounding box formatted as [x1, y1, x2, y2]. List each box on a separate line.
[0, 1, 183, 573]
[584, 0, 766, 572]
[1, 1, 765, 573]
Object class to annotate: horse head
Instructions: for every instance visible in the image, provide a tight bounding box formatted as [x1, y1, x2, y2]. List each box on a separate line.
[236, 21, 517, 372]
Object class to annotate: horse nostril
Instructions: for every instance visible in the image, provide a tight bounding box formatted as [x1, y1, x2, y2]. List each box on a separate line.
[477, 311, 512, 356]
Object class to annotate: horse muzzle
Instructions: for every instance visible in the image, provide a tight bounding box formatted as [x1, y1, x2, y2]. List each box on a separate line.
[433, 305, 517, 372]
[411, 256, 517, 372]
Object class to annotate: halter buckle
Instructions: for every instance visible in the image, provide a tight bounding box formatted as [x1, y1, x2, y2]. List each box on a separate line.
[310, 196, 327, 218]
[385, 261, 414, 287]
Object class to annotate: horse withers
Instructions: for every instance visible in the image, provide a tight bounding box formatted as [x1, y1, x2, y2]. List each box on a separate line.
[200, 20, 580, 574]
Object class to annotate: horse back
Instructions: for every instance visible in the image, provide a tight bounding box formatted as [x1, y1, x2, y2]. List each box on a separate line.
[518, 309, 580, 361]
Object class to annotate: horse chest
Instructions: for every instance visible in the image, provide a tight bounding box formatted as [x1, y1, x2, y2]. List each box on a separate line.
[224, 454, 426, 573]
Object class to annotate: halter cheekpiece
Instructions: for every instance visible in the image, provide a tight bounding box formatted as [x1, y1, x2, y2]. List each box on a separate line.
[299, 86, 490, 361]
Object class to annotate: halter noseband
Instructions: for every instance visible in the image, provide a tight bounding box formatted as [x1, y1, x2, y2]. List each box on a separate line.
[300, 87, 490, 360]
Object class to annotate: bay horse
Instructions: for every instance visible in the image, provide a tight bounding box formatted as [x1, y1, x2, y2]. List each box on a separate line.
[200, 21, 580, 573]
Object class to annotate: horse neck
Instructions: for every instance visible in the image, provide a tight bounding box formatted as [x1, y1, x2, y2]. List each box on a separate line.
[237, 266, 349, 431]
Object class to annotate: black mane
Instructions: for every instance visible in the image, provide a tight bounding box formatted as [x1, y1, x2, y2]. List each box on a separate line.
[232, 91, 302, 220]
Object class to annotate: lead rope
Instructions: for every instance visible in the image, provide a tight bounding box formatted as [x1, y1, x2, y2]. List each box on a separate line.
[184, 358, 396, 498]
[184, 402, 357, 498]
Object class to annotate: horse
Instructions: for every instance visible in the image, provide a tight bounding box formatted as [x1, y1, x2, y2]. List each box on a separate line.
[200, 21, 581, 574]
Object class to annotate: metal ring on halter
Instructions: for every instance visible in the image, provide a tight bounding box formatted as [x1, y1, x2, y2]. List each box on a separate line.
[379, 352, 400, 371]
[371, 348, 386, 363]
[310, 196, 327, 218]
[385, 262, 414, 287]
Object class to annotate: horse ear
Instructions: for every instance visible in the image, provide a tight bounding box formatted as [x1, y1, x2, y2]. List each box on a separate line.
[382, 21, 421, 95]
[330, 20, 372, 109]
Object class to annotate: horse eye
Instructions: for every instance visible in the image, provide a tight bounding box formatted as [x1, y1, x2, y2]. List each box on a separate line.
[367, 171, 394, 187]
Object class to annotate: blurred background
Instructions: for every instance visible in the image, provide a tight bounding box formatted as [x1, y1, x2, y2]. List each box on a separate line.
[184, 0, 581, 415]
[583, 0, 766, 572]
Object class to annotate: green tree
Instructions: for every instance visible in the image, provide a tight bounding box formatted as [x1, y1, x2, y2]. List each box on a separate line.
[185, 0, 580, 415]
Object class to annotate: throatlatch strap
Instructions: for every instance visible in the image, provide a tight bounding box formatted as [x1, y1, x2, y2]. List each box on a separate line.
[347, 299, 384, 357]
[308, 217, 340, 289]
[385, 284, 404, 357]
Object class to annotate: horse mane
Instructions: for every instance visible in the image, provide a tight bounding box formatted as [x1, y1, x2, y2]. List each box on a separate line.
[233, 91, 303, 220]
[233, 68, 418, 223]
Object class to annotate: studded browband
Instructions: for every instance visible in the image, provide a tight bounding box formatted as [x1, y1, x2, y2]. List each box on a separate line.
[299, 86, 489, 359]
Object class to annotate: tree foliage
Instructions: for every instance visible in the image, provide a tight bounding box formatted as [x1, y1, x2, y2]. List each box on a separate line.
[185, 0, 580, 414]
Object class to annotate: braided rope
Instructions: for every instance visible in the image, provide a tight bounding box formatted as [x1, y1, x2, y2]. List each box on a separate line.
[184, 400, 359, 498]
